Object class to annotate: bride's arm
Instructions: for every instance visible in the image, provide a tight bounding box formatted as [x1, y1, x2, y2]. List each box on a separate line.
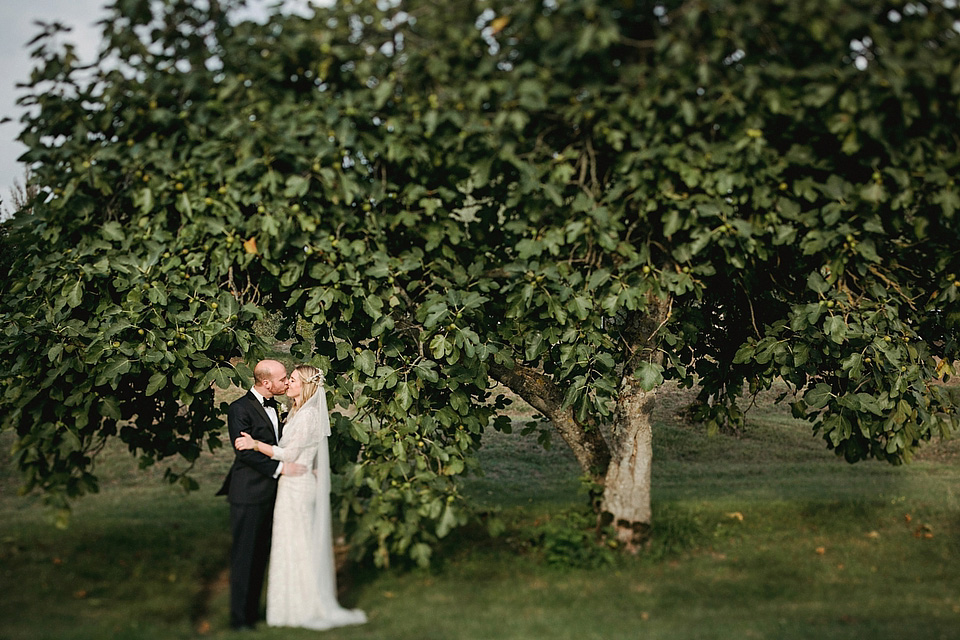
[234, 432, 286, 460]
[237, 404, 319, 462]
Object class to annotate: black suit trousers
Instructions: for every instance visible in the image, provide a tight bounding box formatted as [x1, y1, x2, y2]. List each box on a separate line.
[229, 501, 274, 628]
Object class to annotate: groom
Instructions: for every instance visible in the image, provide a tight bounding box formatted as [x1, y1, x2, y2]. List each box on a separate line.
[217, 359, 304, 631]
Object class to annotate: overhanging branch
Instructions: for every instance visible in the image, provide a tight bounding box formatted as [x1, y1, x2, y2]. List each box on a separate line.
[488, 360, 611, 479]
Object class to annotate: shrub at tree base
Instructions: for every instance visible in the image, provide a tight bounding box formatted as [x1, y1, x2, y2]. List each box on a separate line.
[2, 0, 960, 565]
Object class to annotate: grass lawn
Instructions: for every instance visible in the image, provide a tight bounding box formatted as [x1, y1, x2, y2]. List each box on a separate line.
[1, 384, 958, 639]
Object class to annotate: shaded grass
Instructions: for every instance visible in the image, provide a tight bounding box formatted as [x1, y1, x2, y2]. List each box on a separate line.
[0, 483, 230, 639]
[1, 384, 959, 639]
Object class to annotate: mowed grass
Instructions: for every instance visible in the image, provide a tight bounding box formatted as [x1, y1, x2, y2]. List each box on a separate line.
[1, 385, 959, 639]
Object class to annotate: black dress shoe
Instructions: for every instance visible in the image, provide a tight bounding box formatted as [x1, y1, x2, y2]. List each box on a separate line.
[231, 624, 255, 632]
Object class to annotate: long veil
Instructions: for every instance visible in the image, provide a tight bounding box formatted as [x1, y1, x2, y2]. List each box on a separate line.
[279, 376, 366, 629]
[310, 380, 337, 604]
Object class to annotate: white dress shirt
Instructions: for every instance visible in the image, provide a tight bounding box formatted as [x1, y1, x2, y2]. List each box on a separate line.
[250, 388, 283, 477]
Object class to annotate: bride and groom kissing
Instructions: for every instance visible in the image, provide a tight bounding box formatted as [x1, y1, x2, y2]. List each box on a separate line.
[217, 359, 367, 631]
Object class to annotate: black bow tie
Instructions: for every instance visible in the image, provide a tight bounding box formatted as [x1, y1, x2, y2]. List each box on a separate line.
[263, 397, 279, 410]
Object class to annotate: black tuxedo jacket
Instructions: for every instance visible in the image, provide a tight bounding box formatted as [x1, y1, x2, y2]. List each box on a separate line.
[217, 391, 283, 504]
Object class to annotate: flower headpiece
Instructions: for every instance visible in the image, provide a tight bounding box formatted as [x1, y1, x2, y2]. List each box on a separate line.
[306, 369, 325, 386]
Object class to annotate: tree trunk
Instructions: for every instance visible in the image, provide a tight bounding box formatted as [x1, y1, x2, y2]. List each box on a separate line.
[597, 295, 671, 552]
[491, 359, 658, 552]
[489, 296, 668, 554]
[598, 376, 656, 552]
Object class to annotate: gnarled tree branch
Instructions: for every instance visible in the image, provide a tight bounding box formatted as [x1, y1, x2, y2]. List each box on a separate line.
[487, 360, 611, 481]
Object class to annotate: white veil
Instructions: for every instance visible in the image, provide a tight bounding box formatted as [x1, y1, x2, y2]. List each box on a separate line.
[308, 378, 337, 605]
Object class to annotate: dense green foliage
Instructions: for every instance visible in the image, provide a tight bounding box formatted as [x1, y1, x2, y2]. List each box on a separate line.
[2, 0, 959, 564]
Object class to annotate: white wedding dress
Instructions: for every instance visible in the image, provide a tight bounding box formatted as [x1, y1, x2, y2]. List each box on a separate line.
[265, 382, 367, 630]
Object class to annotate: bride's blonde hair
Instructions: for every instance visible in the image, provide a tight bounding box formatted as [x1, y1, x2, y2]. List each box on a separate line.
[288, 364, 324, 418]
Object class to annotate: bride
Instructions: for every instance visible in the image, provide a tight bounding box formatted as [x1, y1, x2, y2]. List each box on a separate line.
[235, 364, 367, 630]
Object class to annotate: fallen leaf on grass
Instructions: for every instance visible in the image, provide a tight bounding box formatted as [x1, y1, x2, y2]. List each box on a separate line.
[725, 512, 744, 522]
[866, 531, 880, 539]
[815, 546, 826, 555]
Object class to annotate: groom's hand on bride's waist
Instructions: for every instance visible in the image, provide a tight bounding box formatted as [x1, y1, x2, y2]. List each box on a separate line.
[282, 462, 307, 476]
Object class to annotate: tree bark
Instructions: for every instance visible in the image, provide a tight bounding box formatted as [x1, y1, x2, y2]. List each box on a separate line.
[598, 376, 656, 551]
[487, 361, 611, 481]
[596, 295, 671, 552]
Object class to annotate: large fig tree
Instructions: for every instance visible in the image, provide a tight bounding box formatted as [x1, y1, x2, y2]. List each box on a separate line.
[2, 0, 959, 562]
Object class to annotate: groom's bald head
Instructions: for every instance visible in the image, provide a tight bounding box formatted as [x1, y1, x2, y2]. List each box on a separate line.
[253, 359, 288, 397]
[254, 359, 286, 382]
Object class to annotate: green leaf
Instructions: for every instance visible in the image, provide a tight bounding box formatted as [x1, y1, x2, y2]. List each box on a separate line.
[856, 393, 884, 416]
[934, 188, 960, 218]
[662, 210, 682, 238]
[860, 182, 886, 204]
[348, 419, 370, 444]
[587, 269, 610, 291]
[525, 333, 543, 361]
[804, 383, 833, 410]
[146, 372, 167, 395]
[806, 271, 830, 294]
[363, 295, 383, 321]
[101, 221, 124, 242]
[436, 505, 459, 538]
[570, 296, 590, 320]
[823, 315, 847, 343]
[733, 343, 756, 364]
[395, 382, 413, 411]
[173, 368, 190, 388]
[217, 291, 240, 317]
[414, 361, 439, 383]
[429, 334, 449, 359]
[841, 353, 862, 376]
[100, 396, 121, 420]
[284, 174, 310, 197]
[355, 350, 376, 376]
[47, 344, 63, 362]
[64, 279, 83, 308]
[633, 362, 664, 391]
[177, 192, 193, 216]
[212, 367, 232, 389]
[410, 542, 432, 567]
[99, 358, 131, 383]
[136, 187, 154, 214]
[279, 263, 303, 288]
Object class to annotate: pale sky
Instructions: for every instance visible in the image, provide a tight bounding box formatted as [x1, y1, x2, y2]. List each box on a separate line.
[0, 0, 322, 210]
[0, 0, 107, 201]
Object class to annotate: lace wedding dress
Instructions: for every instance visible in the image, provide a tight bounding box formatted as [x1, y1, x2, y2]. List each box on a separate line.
[265, 383, 367, 630]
